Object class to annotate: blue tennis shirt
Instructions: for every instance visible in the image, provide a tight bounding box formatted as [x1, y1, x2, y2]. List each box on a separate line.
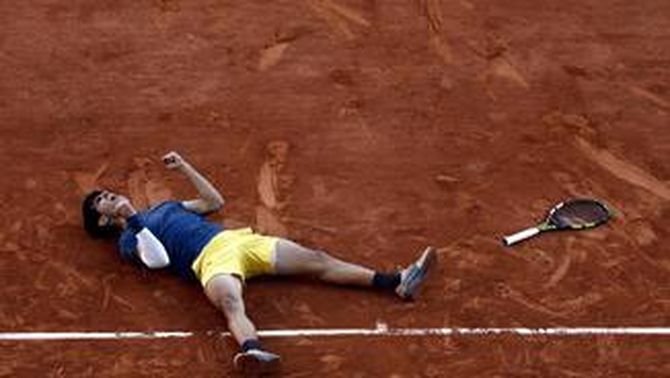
[118, 201, 223, 280]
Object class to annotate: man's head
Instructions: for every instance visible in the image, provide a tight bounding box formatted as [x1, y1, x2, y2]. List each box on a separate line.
[81, 190, 131, 238]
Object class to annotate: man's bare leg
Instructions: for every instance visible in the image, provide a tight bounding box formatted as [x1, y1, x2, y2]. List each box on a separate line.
[204, 274, 280, 374]
[273, 239, 436, 299]
[274, 239, 376, 286]
[205, 274, 257, 343]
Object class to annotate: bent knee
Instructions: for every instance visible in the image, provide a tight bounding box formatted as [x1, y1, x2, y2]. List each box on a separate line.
[217, 292, 244, 315]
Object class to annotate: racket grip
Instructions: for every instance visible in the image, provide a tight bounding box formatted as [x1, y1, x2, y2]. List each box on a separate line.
[503, 227, 540, 246]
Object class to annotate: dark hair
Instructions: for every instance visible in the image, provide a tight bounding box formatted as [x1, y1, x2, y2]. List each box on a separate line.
[82, 190, 120, 239]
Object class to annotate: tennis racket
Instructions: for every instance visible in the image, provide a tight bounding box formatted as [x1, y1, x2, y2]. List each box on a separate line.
[502, 198, 612, 246]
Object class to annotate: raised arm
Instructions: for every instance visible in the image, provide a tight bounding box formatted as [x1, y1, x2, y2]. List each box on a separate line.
[162, 151, 225, 214]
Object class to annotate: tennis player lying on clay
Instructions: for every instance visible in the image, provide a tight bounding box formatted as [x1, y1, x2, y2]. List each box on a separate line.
[81, 151, 436, 376]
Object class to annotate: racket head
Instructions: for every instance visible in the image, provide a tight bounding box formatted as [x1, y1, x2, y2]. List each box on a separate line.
[546, 198, 612, 230]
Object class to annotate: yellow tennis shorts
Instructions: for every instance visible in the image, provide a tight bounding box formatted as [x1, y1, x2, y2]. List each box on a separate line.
[191, 228, 279, 287]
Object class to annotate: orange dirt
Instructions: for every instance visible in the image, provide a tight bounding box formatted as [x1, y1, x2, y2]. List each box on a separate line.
[1, 0, 669, 376]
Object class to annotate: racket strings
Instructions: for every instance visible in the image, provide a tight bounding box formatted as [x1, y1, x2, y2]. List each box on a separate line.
[551, 201, 610, 228]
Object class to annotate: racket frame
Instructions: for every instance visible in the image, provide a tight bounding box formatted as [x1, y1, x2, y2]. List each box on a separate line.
[502, 199, 611, 246]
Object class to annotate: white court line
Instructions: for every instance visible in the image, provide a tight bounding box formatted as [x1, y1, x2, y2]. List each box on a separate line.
[2, 327, 670, 341]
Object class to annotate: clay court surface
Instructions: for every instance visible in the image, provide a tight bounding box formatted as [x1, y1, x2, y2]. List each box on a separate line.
[1, 0, 669, 376]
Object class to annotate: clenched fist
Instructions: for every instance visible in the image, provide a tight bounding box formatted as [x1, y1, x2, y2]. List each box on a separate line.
[162, 151, 187, 170]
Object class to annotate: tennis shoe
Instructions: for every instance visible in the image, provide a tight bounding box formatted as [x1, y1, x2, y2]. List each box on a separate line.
[395, 246, 437, 300]
[233, 349, 280, 376]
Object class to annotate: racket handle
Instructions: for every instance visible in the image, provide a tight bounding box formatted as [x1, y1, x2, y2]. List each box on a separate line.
[503, 227, 541, 246]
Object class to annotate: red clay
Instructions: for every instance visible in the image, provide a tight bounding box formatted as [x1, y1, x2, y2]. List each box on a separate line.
[1, 0, 669, 376]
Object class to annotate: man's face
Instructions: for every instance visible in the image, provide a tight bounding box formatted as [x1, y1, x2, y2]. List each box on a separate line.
[93, 190, 130, 218]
